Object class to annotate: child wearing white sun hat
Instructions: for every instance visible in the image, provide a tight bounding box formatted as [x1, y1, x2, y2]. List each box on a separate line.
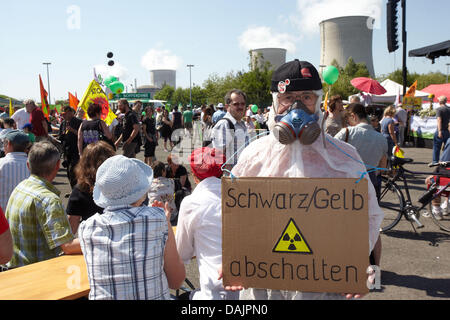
[78, 155, 185, 300]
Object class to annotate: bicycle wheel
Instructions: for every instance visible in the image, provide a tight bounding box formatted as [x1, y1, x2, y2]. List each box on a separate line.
[378, 177, 404, 232]
[428, 202, 450, 233]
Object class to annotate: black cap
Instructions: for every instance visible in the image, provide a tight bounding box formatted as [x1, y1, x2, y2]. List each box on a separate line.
[271, 59, 322, 93]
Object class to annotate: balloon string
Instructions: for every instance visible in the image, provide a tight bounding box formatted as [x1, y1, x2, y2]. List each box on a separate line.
[325, 137, 388, 184]
[220, 130, 270, 180]
[219, 131, 387, 184]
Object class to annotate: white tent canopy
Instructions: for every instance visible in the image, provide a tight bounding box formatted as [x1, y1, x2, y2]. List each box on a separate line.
[349, 79, 430, 104]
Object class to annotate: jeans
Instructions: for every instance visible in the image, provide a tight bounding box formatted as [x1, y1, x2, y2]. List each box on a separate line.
[433, 130, 450, 163]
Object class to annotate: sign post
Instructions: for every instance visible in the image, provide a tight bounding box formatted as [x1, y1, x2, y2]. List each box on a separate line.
[114, 93, 152, 100]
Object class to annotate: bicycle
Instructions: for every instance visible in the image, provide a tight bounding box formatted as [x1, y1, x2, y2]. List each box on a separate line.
[378, 156, 450, 233]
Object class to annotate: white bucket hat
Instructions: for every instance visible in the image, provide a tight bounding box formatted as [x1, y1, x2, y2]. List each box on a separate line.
[93, 155, 153, 208]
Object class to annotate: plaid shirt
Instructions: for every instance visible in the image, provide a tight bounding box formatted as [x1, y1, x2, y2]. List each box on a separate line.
[5, 175, 74, 268]
[78, 205, 169, 300]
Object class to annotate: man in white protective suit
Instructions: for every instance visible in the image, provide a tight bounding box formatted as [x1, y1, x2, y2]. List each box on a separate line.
[231, 59, 384, 300]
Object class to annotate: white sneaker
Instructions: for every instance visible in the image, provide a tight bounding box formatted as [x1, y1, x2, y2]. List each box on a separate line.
[433, 206, 443, 220]
[440, 200, 448, 213]
[442, 200, 450, 216]
[423, 206, 443, 220]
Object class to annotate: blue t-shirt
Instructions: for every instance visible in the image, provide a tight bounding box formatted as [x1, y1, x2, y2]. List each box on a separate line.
[381, 118, 394, 139]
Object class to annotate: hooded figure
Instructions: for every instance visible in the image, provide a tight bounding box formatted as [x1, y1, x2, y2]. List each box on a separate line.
[231, 59, 384, 300]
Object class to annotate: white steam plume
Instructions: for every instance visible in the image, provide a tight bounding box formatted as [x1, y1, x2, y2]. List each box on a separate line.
[293, 0, 382, 34]
[141, 48, 182, 70]
[239, 26, 297, 53]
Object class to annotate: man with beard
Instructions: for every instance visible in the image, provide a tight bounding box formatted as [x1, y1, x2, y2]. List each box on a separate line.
[115, 99, 141, 158]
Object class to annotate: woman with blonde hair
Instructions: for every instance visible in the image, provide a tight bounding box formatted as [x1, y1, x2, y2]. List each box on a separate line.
[66, 141, 116, 234]
[380, 105, 399, 158]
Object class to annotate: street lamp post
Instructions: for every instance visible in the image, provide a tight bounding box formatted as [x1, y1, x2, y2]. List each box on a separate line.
[43, 62, 52, 104]
[187, 64, 194, 108]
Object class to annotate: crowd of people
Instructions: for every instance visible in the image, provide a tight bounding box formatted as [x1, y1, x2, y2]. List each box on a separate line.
[0, 58, 448, 300]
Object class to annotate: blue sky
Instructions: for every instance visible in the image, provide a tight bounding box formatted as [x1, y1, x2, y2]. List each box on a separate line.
[1, 0, 449, 103]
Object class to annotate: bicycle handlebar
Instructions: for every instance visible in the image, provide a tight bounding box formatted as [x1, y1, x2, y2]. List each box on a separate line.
[428, 161, 450, 168]
[390, 156, 450, 177]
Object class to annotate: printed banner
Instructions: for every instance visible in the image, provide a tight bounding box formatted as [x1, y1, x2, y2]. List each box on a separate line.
[222, 177, 370, 294]
[409, 115, 436, 140]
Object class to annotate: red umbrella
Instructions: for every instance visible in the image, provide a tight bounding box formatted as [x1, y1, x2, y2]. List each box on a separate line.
[351, 77, 387, 95]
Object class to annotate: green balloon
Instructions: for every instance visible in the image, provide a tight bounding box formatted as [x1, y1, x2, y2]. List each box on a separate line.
[323, 66, 339, 85]
[251, 105, 258, 113]
[104, 76, 118, 87]
[109, 81, 124, 94]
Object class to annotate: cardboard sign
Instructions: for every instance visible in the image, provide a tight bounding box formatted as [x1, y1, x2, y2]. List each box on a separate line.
[402, 97, 422, 108]
[221, 177, 369, 294]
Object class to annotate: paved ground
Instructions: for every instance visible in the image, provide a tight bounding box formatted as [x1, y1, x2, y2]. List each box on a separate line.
[55, 134, 450, 300]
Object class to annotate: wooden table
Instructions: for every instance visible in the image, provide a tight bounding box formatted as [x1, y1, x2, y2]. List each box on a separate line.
[0, 255, 89, 300]
[0, 227, 179, 300]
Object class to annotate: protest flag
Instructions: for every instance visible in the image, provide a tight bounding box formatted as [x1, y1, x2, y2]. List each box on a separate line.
[78, 79, 116, 126]
[323, 91, 329, 113]
[68, 92, 79, 110]
[39, 75, 50, 119]
[9, 99, 13, 117]
[405, 80, 417, 98]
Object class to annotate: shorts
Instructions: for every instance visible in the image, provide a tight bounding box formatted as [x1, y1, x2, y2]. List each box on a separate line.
[144, 141, 157, 157]
[123, 142, 137, 158]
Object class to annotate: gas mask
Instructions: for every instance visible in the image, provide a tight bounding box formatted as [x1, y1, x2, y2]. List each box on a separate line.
[272, 100, 321, 145]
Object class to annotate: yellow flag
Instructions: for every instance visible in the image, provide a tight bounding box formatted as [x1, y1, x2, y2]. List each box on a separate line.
[405, 80, 417, 98]
[9, 99, 13, 117]
[78, 80, 116, 126]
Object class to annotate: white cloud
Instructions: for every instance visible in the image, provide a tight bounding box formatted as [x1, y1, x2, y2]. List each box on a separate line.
[238, 26, 297, 53]
[94, 62, 129, 80]
[141, 48, 182, 71]
[293, 0, 382, 34]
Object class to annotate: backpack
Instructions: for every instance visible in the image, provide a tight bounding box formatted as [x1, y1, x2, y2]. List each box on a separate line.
[202, 117, 235, 147]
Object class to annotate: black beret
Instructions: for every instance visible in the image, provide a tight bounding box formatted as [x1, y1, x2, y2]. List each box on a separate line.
[271, 59, 322, 93]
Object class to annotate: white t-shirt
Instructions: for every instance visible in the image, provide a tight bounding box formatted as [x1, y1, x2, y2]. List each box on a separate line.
[175, 177, 239, 300]
[395, 107, 407, 126]
[11, 108, 30, 130]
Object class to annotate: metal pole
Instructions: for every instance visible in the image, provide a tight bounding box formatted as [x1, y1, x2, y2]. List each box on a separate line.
[446, 63, 450, 83]
[43, 62, 52, 104]
[187, 64, 194, 107]
[401, 0, 407, 98]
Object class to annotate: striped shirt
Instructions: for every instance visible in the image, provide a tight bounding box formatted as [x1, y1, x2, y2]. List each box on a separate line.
[0, 152, 30, 211]
[78, 205, 169, 300]
[6, 175, 74, 268]
[211, 113, 249, 166]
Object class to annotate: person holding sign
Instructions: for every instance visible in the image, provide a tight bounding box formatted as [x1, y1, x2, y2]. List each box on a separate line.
[229, 59, 384, 300]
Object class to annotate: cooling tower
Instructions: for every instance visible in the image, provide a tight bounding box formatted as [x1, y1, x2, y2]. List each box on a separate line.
[149, 69, 176, 89]
[320, 16, 375, 77]
[250, 48, 287, 71]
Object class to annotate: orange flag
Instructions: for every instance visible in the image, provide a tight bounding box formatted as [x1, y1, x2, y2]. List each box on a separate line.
[39, 75, 50, 119]
[405, 80, 417, 98]
[68, 92, 79, 110]
[323, 91, 329, 113]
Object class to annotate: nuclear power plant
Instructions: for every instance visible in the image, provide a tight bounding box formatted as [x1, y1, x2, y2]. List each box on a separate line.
[149, 69, 176, 89]
[250, 48, 287, 71]
[320, 16, 375, 77]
